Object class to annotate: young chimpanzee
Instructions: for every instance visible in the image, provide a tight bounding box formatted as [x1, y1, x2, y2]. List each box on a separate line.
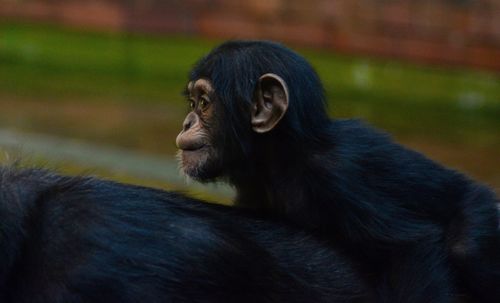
[0, 165, 370, 303]
[176, 40, 500, 303]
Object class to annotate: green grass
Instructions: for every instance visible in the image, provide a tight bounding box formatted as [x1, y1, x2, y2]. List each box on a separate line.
[303, 50, 500, 147]
[0, 23, 214, 104]
[1, 23, 499, 142]
[2, 22, 499, 109]
[0, 21, 499, 189]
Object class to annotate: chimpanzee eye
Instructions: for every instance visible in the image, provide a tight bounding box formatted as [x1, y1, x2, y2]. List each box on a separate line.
[199, 97, 209, 110]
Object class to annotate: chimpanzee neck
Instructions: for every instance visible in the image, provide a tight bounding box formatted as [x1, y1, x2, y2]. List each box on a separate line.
[231, 131, 332, 214]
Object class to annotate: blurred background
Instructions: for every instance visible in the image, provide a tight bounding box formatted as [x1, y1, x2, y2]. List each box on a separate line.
[0, 0, 499, 202]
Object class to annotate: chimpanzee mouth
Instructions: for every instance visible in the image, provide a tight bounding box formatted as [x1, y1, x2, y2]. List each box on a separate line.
[181, 144, 208, 152]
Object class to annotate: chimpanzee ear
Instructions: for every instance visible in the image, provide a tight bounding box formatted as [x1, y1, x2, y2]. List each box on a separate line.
[251, 73, 289, 133]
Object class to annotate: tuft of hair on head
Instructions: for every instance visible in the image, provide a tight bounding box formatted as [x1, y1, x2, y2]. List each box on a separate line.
[190, 40, 332, 149]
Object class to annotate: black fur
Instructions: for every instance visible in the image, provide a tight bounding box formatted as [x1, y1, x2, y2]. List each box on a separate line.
[0, 166, 371, 302]
[189, 41, 500, 303]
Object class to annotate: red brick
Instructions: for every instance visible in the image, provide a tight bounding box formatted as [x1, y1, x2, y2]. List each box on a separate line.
[1, 0, 499, 71]
[467, 46, 500, 69]
[263, 21, 328, 47]
[56, 1, 124, 31]
[196, 12, 261, 40]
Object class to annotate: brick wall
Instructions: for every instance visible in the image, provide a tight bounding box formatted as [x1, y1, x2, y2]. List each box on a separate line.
[1, 0, 499, 70]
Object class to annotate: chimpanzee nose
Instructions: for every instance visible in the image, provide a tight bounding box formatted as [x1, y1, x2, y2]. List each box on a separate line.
[182, 119, 192, 132]
[182, 112, 198, 132]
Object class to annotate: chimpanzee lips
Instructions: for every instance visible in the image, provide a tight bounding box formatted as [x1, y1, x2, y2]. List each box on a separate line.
[180, 143, 206, 152]
[176, 134, 206, 151]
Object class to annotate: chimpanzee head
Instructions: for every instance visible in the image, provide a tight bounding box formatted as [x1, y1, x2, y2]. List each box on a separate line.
[176, 40, 330, 182]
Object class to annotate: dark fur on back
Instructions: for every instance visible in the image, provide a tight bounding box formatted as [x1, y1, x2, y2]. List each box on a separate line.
[0, 166, 370, 303]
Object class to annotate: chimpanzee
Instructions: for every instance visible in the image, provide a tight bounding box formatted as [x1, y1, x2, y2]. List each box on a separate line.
[176, 40, 500, 303]
[0, 165, 371, 303]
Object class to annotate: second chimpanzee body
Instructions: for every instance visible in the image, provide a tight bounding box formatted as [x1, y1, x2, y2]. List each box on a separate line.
[176, 41, 500, 303]
[0, 166, 369, 302]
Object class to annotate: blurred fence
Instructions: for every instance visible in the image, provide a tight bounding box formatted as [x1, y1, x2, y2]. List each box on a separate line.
[1, 0, 499, 70]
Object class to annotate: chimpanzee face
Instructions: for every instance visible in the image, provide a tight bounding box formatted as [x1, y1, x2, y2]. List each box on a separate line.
[176, 79, 224, 182]
[176, 75, 289, 181]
